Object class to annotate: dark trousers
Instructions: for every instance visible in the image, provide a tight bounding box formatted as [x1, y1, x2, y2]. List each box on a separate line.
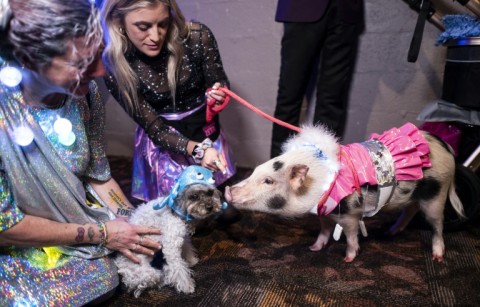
[271, 1, 362, 157]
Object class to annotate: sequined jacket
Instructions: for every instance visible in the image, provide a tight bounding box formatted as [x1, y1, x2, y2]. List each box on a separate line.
[104, 22, 230, 155]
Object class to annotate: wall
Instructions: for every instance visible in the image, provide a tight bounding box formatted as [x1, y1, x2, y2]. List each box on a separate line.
[103, 0, 470, 168]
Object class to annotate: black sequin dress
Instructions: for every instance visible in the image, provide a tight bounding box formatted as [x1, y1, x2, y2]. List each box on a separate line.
[104, 22, 236, 201]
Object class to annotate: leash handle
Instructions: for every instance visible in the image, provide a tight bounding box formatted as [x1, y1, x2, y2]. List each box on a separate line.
[219, 87, 302, 133]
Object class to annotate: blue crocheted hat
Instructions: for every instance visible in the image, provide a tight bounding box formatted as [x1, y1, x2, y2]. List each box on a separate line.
[153, 165, 227, 220]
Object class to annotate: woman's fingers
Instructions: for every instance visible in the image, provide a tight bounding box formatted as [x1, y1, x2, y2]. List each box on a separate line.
[213, 159, 227, 174]
[211, 82, 221, 90]
[133, 226, 162, 252]
[121, 248, 140, 264]
[137, 226, 162, 236]
[136, 235, 162, 252]
[208, 90, 225, 102]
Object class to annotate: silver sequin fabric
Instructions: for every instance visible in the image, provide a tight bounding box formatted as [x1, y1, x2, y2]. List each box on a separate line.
[0, 81, 118, 306]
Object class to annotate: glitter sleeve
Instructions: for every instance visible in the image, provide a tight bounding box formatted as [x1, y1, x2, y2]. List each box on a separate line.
[0, 162, 24, 232]
[83, 81, 111, 181]
[195, 23, 230, 88]
[104, 76, 190, 155]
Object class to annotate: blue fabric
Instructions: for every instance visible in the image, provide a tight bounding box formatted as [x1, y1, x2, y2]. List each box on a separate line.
[437, 14, 480, 45]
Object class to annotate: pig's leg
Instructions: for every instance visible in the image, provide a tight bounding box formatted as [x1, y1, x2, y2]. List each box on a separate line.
[341, 216, 360, 262]
[309, 217, 334, 251]
[420, 198, 446, 262]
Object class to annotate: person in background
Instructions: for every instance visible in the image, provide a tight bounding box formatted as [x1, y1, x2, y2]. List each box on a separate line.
[0, 0, 161, 305]
[101, 0, 236, 204]
[271, 0, 365, 157]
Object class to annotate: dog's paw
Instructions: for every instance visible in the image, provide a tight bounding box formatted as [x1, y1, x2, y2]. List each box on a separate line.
[133, 286, 146, 298]
[186, 255, 199, 267]
[175, 278, 195, 294]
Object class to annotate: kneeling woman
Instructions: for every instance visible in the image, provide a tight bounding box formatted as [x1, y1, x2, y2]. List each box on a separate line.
[0, 0, 161, 305]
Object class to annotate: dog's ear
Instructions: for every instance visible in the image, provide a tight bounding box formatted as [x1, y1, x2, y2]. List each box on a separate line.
[289, 164, 309, 192]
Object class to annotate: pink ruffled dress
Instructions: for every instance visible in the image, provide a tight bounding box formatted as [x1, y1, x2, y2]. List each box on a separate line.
[318, 123, 432, 216]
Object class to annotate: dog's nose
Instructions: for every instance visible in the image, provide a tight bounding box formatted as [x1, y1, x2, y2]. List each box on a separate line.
[206, 203, 213, 211]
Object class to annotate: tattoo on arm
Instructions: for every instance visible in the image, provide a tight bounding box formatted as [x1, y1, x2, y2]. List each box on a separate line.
[75, 227, 85, 243]
[88, 226, 95, 242]
[108, 190, 128, 208]
[108, 189, 134, 216]
[117, 208, 132, 217]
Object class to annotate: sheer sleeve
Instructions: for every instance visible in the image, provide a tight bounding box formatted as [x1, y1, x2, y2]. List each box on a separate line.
[103, 75, 189, 155]
[0, 160, 24, 232]
[197, 23, 230, 88]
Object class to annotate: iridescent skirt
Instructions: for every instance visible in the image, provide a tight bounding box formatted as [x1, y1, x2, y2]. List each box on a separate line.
[131, 126, 236, 202]
[0, 247, 118, 306]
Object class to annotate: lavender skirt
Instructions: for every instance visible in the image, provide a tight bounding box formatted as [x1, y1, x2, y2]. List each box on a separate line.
[131, 126, 236, 202]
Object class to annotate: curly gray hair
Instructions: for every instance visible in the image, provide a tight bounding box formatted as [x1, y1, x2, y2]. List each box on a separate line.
[0, 0, 102, 72]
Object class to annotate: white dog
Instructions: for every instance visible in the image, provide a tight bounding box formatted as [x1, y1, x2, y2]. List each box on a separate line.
[225, 123, 465, 262]
[115, 166, 226, 297]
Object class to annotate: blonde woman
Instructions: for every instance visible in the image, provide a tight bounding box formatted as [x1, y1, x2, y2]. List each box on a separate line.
[101, 0, 236, 202]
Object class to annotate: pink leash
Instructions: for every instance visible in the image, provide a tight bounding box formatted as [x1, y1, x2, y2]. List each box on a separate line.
[206, 86, 302, 133]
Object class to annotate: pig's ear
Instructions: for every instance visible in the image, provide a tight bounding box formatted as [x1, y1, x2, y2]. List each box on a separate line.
[289, 164, 309, 192]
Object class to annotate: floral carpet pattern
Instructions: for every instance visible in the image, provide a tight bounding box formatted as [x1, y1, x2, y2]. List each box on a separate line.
[105, 156, 480, 307]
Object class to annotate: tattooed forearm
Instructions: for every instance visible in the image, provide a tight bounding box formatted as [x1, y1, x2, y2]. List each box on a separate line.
[75, 227, 85, 243]
[88, 226, 95, 242]
[108, 190, 128, 208]
[117, 208, 132, 217]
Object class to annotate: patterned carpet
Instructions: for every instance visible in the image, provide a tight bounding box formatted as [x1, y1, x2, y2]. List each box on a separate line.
[104, 156, 480, 307]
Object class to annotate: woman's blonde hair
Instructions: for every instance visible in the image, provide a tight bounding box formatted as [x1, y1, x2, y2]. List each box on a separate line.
[101, 0, 189, 113]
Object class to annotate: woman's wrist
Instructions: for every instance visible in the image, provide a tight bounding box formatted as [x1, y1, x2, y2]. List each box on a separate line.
[96, 221, 108, 247]
[190, 138, 213, 163]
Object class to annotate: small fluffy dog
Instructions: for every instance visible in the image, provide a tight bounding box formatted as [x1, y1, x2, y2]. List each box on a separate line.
[115, 166, 226, 297]
[225, 123, 465, 262]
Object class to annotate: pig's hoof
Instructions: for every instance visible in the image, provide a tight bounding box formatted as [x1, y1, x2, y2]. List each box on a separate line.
[309, 244, 324, 252]
[344, 256, 355, 262]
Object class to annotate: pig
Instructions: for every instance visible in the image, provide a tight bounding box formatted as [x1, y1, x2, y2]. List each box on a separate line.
[225, 124, 465, 262]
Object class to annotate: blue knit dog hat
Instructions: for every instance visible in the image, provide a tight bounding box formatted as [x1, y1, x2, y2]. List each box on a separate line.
[153, 165, 227, 221]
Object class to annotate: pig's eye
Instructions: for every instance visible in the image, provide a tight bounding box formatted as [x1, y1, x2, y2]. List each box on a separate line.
[263, 177, 274, 185]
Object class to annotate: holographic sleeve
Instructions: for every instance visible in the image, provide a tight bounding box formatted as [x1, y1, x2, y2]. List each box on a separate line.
[83, 81, 111, 181]
[0, 161, 24, 232]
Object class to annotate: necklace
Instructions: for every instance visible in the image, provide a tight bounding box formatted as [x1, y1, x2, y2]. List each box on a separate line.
[13, 93, 76, 147]
[1, 64, 76, 147]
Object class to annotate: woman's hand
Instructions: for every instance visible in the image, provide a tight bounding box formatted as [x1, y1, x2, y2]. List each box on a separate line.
[202, 147, 227, 174]
[104, 218, 162, 264]
[206, 82, 226, 106]
[205, 82, 230, 123]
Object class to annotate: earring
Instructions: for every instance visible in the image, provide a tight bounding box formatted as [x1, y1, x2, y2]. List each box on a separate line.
[119, 27, 125, 34]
